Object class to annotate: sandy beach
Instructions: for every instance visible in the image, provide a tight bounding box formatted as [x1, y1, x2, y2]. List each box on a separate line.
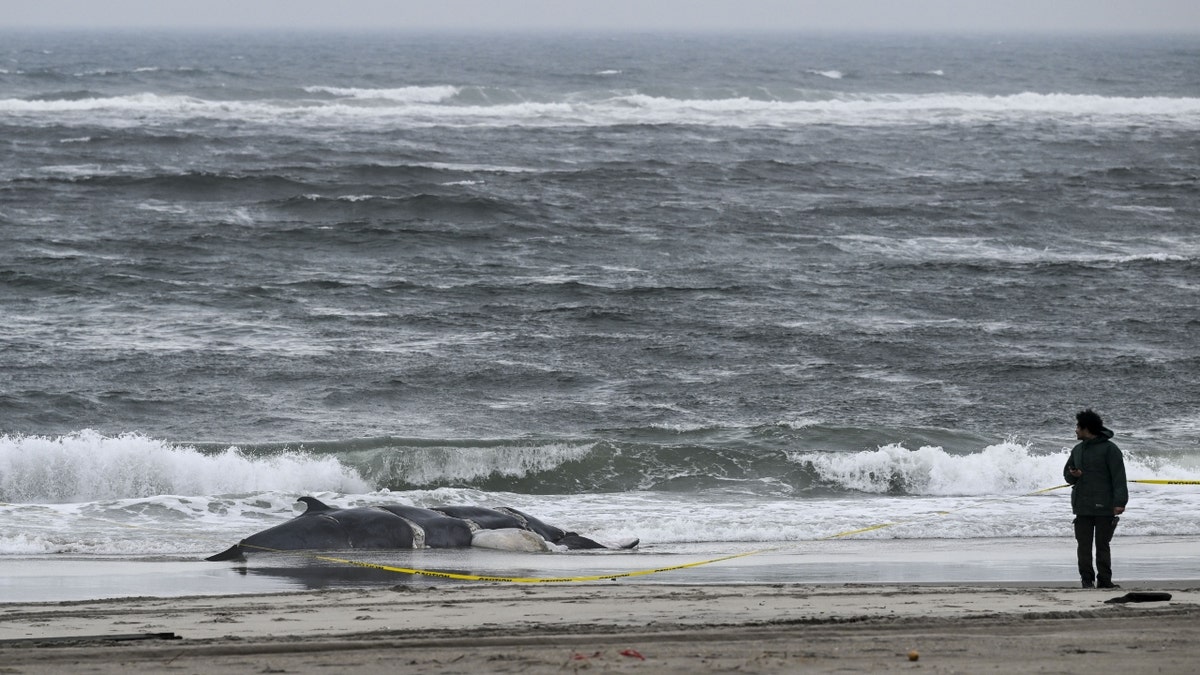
[5, 20, 1200, 675]
[3, 579, 1198, 674]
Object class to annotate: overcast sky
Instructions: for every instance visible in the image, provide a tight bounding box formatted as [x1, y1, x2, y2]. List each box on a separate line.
[4, 0, 1199, 34]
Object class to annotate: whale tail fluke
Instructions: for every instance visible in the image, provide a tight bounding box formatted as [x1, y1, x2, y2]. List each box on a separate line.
[558, 533, 640, 550]
[557, 532, 608, 549]
[205, 544, 246, 562]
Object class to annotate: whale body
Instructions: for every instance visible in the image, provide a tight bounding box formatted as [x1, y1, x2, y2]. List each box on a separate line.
[205, 497, 636, 561]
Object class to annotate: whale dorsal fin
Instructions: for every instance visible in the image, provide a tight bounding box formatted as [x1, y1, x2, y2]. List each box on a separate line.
[297, 496, 335, 513]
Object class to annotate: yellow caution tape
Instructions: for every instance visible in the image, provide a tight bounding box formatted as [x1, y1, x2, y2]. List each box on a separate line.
[820, 483, 1073, 539]
[240, 543, 765, 583]
[1130, 479, 1200, 485]
[820, 522, 898, 539]
[1029, 483, 1070, 493]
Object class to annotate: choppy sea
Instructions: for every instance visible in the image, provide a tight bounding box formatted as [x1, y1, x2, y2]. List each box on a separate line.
[2, 31, 1198, 588]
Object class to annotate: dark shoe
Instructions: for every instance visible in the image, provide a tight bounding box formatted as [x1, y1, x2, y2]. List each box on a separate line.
[1081, 580, 1095, 588]
[1098, 581, 1120, 589]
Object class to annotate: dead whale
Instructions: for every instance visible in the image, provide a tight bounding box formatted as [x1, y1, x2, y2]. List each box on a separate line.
[205, 497, 637, 561]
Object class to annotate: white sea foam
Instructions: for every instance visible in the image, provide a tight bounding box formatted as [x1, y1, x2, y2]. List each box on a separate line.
[307, 306, 390, 318]
[302, 84, 460, 103]
[136, 200, 191, 214]
[789, 441, 1055, 496]
[789, 440, 1199, 496]
[774, 417, 825, 430]
[2, 92, 200, 113]
[3, 91, 1197, 130]
[2, 433, 1197, 556]
[0, 430, 369, 504]
[2, 445, 1198, 556]
[832, 234, 1200, 265]
[416, 161, 546, 173]
[37, 163, 102, 177]
[1109, 204, 1177, 214]
[225, 207, 255, 225]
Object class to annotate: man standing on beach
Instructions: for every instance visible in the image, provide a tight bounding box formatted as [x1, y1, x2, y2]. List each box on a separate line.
[1064, 409, 1128, 589]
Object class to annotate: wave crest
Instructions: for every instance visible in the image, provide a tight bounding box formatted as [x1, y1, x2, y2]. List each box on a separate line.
[787, 440, 1190, 496]
[302, 84, 460, 102]
[0, 430, 369, 503]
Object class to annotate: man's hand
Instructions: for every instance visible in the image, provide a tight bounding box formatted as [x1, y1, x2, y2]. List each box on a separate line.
[1114, 506, 1125, 515]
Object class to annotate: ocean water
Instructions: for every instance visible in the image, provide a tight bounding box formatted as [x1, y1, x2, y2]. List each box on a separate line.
[2, 31, 1199, 583]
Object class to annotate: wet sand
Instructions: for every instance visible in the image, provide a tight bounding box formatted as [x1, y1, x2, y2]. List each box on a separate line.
[3, 581, 1198, 674]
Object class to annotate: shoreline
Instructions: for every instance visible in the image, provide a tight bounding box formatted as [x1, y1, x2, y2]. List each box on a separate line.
[3, 582, 1198, 673]
[5, 534, 1199, 603]
[5, 537, 1198, 671]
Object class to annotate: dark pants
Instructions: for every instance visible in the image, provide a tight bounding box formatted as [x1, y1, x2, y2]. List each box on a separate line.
[1074, 515, 1119, 584]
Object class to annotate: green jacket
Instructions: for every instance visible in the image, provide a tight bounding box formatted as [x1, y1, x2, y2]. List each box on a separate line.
[1063, 427, 1128, 516]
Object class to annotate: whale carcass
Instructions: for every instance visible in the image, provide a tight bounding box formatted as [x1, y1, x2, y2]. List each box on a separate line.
[205, 497, 637, 561]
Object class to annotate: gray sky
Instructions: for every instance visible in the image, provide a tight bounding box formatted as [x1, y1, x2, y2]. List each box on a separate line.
[4, 0, 1199, 33]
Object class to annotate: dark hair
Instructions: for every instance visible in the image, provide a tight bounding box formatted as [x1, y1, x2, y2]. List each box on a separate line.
[1076, 409, 1105, 435]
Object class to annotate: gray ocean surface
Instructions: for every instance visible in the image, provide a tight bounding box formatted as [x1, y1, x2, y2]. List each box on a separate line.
[1, 32, 1198, 592]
